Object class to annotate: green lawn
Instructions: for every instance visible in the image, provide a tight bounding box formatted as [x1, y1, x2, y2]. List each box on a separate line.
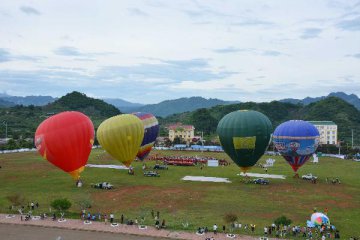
[0, 149, 359, 238]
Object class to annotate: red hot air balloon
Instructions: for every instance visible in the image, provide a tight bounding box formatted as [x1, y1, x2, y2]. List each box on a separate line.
[34, 111, 94, 180]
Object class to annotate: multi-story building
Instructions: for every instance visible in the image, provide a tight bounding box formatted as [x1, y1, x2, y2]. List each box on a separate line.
[308, 121, 337, 145]
[168, 123, 195, 144]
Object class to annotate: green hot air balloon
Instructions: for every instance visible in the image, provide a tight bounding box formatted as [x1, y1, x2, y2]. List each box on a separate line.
[217, 110, 272, 173]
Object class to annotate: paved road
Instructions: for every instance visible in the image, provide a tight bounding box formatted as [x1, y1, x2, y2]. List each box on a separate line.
[0, 223, 166, 240]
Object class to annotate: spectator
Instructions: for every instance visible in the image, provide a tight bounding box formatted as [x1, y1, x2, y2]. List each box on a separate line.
[151, 209, 154, 219]
[155, 220, 160, 229]
[110, 213, 114, 223]
[213, 224, 218, 234]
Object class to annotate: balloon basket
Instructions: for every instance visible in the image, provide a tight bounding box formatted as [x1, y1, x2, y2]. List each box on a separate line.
[293, 173, 299, 178]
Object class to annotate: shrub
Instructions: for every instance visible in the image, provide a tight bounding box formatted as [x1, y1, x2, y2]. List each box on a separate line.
[274, 215, 292, 226]
[223, 213, 238, 224]
[6, 193, 26, 207]
[50, 198, 72, 212]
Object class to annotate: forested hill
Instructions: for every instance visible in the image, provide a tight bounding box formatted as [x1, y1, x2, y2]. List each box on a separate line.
[0, 91, 121, 139]
[160, 97, 360, 145]
[280, 92, 360, 110]
[130, 96, 239, 117]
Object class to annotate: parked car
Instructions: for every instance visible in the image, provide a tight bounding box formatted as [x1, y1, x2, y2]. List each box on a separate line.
[153, 164, 168, 170]
[144, 171, 160, 177]
[91, 182, 113, 189]
[302, 173, 318, 180]
[253, 178, 269, 185]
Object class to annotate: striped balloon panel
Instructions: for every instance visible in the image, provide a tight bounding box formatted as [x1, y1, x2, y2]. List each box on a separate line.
[132, 112, 159, 160]
[284, 155, 311, 172]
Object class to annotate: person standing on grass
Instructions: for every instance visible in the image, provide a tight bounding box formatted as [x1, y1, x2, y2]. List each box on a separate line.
[121, 214, 124, 224]
[151, 209, 154, 219]
[213, 224, 218, 234]
[104, 214, 108, 224]
[222, 225, 226, 233]
[110, 213, 114, 223]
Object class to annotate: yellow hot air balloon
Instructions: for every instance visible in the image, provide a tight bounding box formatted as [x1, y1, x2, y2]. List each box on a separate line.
[97, 114, 144, 167]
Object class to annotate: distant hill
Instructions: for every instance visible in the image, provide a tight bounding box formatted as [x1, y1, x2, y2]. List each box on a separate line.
[160, 97, 360, 145]
[0, 98, 15, 107]
[131, 96, 239, 117]
[102, 98, 144, 113]
[0, 94, 56, 106]
[0, 91, 121, 139]
[280, 92, 360, 110]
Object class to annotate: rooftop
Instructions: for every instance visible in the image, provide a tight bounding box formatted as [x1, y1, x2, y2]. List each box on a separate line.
[308, 121, 336, 125]
[168, 123, 195, 130]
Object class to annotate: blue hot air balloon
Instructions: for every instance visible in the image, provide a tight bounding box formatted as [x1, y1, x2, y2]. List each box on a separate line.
[273, 120, 320, 173]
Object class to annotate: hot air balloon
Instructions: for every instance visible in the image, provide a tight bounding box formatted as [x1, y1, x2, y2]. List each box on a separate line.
[132, 112, 159, 160]
[311, 212, 330, 226]
[217, 110, 272, 173]
[273, 120, 319, 175]
[96, 114, 144, 167]
[34, 111, 94, 180]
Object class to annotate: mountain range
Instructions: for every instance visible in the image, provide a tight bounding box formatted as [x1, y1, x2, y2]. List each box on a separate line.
[280, 92, 360, 110]
[0, 91, 359, 117]
[0, 92, 359, 148]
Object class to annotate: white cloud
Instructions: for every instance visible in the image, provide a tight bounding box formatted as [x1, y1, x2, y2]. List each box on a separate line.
[0, 0, 358, 103]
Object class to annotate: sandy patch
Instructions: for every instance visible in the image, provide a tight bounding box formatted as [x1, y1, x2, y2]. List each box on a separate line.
[86, 164, 129, 170]
[237, 172, 286, 179]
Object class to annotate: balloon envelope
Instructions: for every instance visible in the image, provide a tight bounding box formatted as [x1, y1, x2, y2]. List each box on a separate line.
[34, 111, 94, 180]
[273, 120, 319, 172]
[311, 212, 330, 226]
[132, 112, 159, 160]
[96, 114, 144, 167]
[216, 110, 272, 172]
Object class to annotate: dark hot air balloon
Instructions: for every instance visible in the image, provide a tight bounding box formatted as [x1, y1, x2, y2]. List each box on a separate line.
[217, 110, 272, 173]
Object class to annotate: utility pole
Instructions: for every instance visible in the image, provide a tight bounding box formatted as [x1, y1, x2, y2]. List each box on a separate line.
[2, 121, 7, 141]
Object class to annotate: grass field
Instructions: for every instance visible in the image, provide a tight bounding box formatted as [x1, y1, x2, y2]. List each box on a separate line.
[1, 149, 359, 238]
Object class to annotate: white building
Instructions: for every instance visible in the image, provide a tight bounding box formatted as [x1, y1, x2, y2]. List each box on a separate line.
[308, 121, 337, 145]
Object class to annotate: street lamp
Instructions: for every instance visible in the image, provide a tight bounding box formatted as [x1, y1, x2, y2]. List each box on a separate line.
[2, 121, 7, 141]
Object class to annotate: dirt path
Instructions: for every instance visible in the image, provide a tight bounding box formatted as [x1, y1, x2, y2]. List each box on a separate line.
[0, 214, 264, 240]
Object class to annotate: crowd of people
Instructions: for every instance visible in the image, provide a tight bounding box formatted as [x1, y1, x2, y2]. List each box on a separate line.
[149, 155, 229, 166]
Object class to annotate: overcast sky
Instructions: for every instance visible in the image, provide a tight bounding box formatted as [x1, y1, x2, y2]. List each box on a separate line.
[0, 0, 359, 104]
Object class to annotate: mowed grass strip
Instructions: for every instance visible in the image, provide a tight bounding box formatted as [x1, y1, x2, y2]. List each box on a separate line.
[0, 149, 359, 237]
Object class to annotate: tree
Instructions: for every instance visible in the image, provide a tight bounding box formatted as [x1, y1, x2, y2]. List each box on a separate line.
[6, 193, 26, 209]
[173, 136, 181, 144]
[50, 198, 72, 212]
